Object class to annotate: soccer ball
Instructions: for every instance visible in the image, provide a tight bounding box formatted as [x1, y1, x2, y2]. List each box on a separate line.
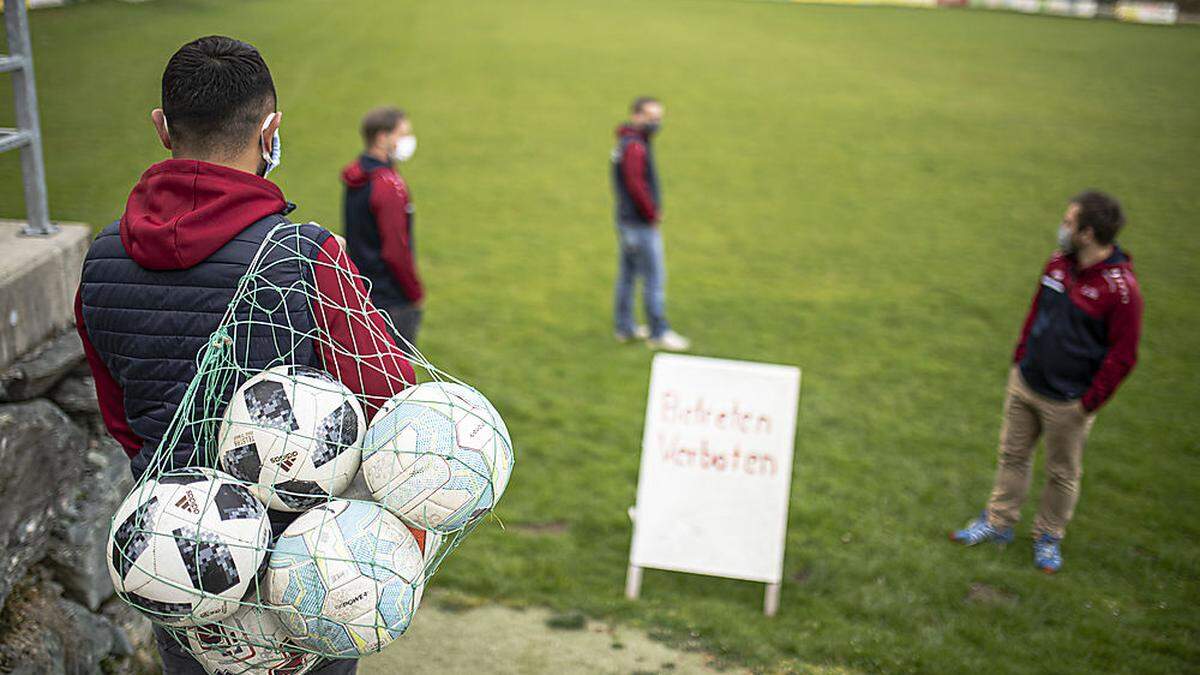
[107, 468, 270, 626]
[265, 499, 424, 656]
[218, 365, 365, 512]
[182, 602, 319, 675]
[361, 382, 514, 533]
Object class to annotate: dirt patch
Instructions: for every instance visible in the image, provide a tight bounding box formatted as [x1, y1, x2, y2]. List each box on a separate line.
[965, 582, 1018, 607]
[360, 591, 747, 675]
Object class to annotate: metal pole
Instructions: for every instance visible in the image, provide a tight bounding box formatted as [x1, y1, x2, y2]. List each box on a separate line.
[5, 0, 54, 236]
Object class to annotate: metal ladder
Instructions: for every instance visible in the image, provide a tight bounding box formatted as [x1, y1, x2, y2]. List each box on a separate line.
[2, 0, 53, 236]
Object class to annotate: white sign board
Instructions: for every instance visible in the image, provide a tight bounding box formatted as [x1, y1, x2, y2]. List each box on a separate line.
[626, 354, 800, 613]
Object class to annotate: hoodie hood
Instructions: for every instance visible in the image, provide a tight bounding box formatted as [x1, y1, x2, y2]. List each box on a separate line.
[616, 123, 650, 141]
[119, 159, 289, 270]
[341, 154, 392, 189]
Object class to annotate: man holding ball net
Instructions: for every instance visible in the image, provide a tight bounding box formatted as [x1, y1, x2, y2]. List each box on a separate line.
[74, 36, 418, 673]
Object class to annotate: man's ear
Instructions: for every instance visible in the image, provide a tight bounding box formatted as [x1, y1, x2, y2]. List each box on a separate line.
[150, 108, 172, 151]
[261, 111, 282, 154]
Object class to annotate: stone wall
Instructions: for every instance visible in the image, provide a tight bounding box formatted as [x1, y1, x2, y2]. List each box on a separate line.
[0, 330, 159, 674]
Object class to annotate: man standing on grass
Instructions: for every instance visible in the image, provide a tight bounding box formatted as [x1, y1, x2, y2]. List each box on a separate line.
[76, 36, 420, 673]
[342, 107, 424, 349]
[950, 191, 1143, 574]
[611, 96, 690, 351]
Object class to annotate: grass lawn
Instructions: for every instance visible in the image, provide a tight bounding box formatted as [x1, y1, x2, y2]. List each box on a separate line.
[4, 0, 1199, 671]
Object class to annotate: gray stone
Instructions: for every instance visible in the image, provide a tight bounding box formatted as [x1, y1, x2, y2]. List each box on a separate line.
[48, 436, 132, 611]
[100, 596, 159, 674]
[0, 575, 68, 675]
[57, 597, 115, 674]
[0, 222, 91, 371]
[0, 400, 86, 608]
[51, 375, 98, 416]
[0, 330, 86, 402]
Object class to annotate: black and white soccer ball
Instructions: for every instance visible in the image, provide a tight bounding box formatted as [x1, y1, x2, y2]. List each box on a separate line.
[218, 365, 366, 512]
[107, 468, 271, 626]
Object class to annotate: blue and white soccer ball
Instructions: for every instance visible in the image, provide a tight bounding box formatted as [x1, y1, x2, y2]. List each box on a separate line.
[107, 468, 271, 626]
[361, 382, 514, 533]
[218, 365, 365, 512]
[265, 499, 424, 656]
[181, 601, 319, 674]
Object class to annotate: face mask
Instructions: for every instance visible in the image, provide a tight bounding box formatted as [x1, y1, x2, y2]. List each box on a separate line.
[391, 135, 417, 163]
[260, 113, 282, 177]
[1057, 224, 1077, 255]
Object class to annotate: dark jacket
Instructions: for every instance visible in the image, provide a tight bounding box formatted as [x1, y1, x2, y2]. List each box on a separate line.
[1015, 248, 1143, 412]
[341, 155, 423, 307]
[611, 124, 660, 225]
[76, 159, 415, 478]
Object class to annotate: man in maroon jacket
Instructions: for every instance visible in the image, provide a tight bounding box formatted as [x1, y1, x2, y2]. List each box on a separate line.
[342, 107, 423, 348]
[951, 191, 1144, 574]
[611, 96, 690, 351]
[76, 36, 415, 673]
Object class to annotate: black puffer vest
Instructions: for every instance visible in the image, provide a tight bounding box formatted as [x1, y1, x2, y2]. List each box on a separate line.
[79, 214, 329, 478]
[612, 130, 660, 226]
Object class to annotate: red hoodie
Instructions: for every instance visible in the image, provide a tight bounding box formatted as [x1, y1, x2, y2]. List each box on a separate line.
[76, 159, 416, 461]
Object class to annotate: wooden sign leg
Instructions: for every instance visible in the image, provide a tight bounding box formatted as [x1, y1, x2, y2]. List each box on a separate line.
[764, 582, 781, 617]
[625, 564, 643, 600]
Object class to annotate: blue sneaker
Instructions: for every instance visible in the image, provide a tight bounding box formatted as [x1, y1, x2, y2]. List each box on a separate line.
[949, 511, 1014, 546]
[1033, 533, 1063, 574]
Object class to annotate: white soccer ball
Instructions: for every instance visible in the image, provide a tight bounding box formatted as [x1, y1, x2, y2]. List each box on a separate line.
[265, 499, 425, 657]
[182, 602, 320, 674]
[218, 365, 366, 512]
[107, 468, 271, 627]
[361, 382, 514, 533]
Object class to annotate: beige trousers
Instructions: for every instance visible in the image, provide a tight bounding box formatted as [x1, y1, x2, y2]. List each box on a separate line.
[986, 367, 1096, 539]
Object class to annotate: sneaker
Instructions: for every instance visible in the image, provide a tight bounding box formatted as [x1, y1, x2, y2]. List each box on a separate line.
[614, 325, 651, 343]
[647, 330, 691, 352]
[949, 511, 1014, 546]
[1033, 533, 1062, 574]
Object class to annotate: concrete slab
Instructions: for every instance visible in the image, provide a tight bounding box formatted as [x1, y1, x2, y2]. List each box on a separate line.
[0, 221, 91, 369]
[359, 594, 748, 675]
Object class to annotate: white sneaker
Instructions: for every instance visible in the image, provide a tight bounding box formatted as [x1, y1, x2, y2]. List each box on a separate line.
[647, 330, 690, 352]
[615, 325, 651, 343]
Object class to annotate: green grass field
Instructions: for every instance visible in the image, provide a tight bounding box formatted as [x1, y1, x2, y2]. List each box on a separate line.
[4, 0, 1199, 672]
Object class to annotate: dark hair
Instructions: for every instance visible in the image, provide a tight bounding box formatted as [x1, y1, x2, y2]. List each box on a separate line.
[630, 96, 659, 114]
[361, 107, 407, 145]
[1071, 190, 1125, 245]
[161, 36, 276, 157]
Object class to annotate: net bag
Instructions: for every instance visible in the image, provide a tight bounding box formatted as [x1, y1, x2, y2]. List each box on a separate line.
[105, 222, 514, 672]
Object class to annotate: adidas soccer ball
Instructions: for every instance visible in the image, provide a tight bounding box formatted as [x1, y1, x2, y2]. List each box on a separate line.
[182, 602, 319, 675]
[361, 382, 514, 533]
[265, 499, 424, 656]
[107, 468, 271, 626]
[218, 365, 365, 512]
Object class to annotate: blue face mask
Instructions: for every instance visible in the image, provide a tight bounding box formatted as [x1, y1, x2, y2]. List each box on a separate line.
[260, 113, 282, 177]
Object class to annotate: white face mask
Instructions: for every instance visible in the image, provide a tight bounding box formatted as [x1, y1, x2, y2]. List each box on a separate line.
[260, 113, 282, 177]
[391, 135, 417, 163]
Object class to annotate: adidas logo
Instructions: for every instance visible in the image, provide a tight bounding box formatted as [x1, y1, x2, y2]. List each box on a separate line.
[269, 450, 299, 472]
[175, 491, 200, 515]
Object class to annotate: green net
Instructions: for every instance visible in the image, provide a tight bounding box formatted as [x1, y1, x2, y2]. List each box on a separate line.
[105, 223, 514, 672]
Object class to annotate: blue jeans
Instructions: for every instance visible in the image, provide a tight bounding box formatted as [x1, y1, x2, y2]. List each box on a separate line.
[614, 222, 669, 339]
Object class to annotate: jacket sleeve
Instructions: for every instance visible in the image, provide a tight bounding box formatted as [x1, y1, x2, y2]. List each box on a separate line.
[74, 291, 142, 459]
[620, 141, 659, 223]
[368, 173, 424, 303]
[1080, 276, 1143, 412]
[1013, 276, 1044, 364]
[309, 234, 416, 420]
